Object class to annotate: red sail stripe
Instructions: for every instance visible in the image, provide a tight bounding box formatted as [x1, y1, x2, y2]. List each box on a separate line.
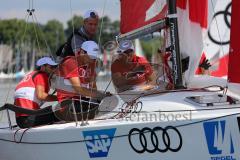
[228, 0, 240, 83]
[211, 55, 229, 77]
[177, 0, 208, 28]
[120, 0, 167, 34]
[120, 0, 207, 34]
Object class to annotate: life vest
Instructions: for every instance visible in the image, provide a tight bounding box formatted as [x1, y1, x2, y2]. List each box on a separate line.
[14, 71, 48, 116]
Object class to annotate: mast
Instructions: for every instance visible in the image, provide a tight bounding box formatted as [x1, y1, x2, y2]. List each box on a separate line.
[167, 0, 184, 89]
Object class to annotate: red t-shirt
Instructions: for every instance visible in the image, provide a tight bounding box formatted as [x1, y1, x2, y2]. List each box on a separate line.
[56, 56, 96, 102]
[111, 54, 153, 85]
[15, 71, 49, 117]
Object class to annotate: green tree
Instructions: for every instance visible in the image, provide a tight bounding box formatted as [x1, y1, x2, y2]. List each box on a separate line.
[0, 19, 26, 46]
[97, 16, 120, 46]
[65, 15, 84, 37]
[141, 37, 163, 60]
[64, 15, 120, 48]
[43, 20, 65, 54]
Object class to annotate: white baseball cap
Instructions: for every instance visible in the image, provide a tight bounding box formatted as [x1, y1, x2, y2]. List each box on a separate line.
[36, 57, 58, 66]
[117, 40, 135, 53]
[83, 10, 99, 20]
[81, 41, 99, 59]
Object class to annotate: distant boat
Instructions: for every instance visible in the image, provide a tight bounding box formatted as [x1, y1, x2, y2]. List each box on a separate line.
[0, 69, 27, 79]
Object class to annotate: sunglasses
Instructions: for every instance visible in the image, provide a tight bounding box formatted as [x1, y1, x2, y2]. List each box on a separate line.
[90, 12, 97, 18]
[123, 49, 133, 55]
[44, 64, 57, 68]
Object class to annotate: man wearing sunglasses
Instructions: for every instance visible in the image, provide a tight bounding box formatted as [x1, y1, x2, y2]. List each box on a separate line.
[14, 57, 59, 128]
[111, 40, 154, 92]
[55, 41, 110, 121]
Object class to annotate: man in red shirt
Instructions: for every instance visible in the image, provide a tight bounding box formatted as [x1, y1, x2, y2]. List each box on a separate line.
[14, 57, 58, 128]
[55, 41, 109, 121]
[111, 40, 154, 92]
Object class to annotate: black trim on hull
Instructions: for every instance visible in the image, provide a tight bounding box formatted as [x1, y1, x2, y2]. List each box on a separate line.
[0, 100, 72, 115]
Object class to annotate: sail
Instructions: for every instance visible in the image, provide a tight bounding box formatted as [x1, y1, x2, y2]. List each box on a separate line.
[176, 0, 208, 85]
[228, 0, 240, 83]
[120, 0, 208, 86]
[120, 0, 167, 34]
[201, 0, 231, 77]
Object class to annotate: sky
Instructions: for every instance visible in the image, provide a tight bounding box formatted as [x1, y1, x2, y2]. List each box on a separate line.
[0, 0, 120, 27]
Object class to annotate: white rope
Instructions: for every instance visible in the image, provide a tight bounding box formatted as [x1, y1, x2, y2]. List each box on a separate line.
[210, 0, 229, 87]
[32, 13, 52, 56]
[98, 0, 108, 46]
[3, 13, 31, 106]
[0, 8, 31, 124]
[86, 0, 108, 124]
[31, 15, 41, 54]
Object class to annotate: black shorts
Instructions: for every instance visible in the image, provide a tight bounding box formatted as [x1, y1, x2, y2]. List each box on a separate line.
[54, 97, 100, 122]
[16, 111, 59, 129]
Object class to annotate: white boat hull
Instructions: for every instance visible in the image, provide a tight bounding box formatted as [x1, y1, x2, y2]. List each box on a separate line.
[0, 91, 240, 160]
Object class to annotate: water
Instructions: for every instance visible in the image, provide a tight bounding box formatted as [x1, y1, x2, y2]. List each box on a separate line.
[0, 76, 116, 126]
[0, 79, 17, 125]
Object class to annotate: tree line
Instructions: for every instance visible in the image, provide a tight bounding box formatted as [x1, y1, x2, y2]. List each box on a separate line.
[0, 15, 161, 71]
[0, 15, 120, 57]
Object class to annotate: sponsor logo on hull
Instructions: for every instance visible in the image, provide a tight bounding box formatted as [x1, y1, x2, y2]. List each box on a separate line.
[203, 120, 236, 160]
[128, 126, 182, 154]
[83, 128, 116, 158]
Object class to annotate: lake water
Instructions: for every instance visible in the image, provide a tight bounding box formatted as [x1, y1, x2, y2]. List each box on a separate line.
[0, 76, 116, 126]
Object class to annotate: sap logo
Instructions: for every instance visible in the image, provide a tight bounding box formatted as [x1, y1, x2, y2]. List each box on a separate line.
[203, 120, 236, 160]
[83, 128, 116, 158]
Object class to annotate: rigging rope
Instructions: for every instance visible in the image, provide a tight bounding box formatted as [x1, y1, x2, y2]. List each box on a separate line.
[86, 0, 108, 125]
[32, 13, 52, 56]
[0, 11, 31, 123]
[67, 0, 109, 125]
[1, 0, 54, 124]
[209, 0, 230, 91]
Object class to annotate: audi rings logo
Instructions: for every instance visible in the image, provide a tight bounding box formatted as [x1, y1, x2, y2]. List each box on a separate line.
[208, 2, 231, 45]
[128, 126, 182, 153]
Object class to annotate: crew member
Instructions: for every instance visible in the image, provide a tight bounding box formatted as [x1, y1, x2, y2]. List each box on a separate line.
[56, 10, 99, 58]
[111, 40, 154, 92]
[55, 41, 109, 121]
[14, 57, 58, 128]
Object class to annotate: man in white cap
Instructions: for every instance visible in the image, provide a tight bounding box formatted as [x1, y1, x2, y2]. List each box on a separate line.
[14, 57, 59, 128]
[72, 10, 99, 53]
[111, 40, 154, 92]
[56, 41, 110, 121]
[56, 10, 99, 58]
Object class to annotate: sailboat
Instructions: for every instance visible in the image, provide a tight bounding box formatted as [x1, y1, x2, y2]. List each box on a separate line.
[0, 0, 240, 160]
